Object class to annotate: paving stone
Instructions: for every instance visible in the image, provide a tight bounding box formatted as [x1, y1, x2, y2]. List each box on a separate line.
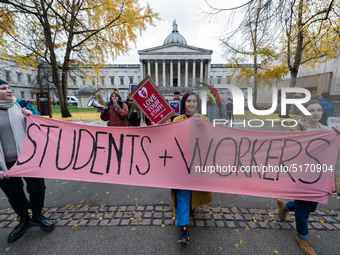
[234, 214, 245, 220]
[58, 207, 68, 213]
[203, 213, 212, 220]
[7, 222, 18, 228]
[336, 217, 340, 222]
[258, 209, 267, 214]
[110, 219, 120, 226]
[61, 213, 73, 219]
[278, 222, 291, 230]
[226, 221, 236, 228]
[269, 223, 281, 229]
[258, 222, 270, 229]
[68, 208, 77, 213]
[103, 213, 114, 219]
[141, 219, 151, 225]
[127, 206, 135, 211]
[7, 209, 15, 214]
[290, 223, 296, 229]
[188, 221, 195, 227]
[115, 212, 123, 218]
[333, 223, 340, 230]
[315, 210, 326, 215]
[0, 221, 10, 228]
[221, 208, 230, 213]
[99, 219, 110, 226]
[194, 213, 203, 220]
[131, 220, 140, 226]
[249, 209, 257, 214]
[88, 220, 99, 226]
[152, 219, 162, 226]
[50, 213, 62, 219]
[48, 208, 58, 213]
[322, 223, 337, 230]
[268, 209, 276, 214]
[224, 214, 233, 220]
[122, 212, 132, 218]
[77, 220, 88, 226]
[89, 207, 99, 213]
[243, 214, 252, 221]
[68, 220, 79, 227]
[213, 213, 223, 220]
[144, 212, 152, 218]
[72, 213, 84, 219]
[212, 208, 221, 213]
[6, 214, 17, 221]
[134, 212, 143, 218]
[248, 222, 258, 229]
[240, 208, 249, 214]
[56, 220, 69, 226]
[202, 207, 210, 213]
[164, 219, 174, 225]
[99, 207, 108, 212]
[206, 221, 216, 227]
[263, 215, 273, 222]
[153, 212, 163, 219]
[231, 208, 240, 213]
[237, 221, 246, 228]
[137, 206, 145, 211]
[195, 220, 204, 227]
[118, 206, 127, 212]
[164, 212, 173, 218]
[163, 206, 172, 212]
[94, 213, 104, 219]
[215, 221, 225, 228]
[254, 215, 263, 221]
[311, 222, 324, 230]
[120, 219, 129, 226]
[323, 216, 337, 223]
[108, 206, 117, 212]
[155, 206, 163, 211]
[145, 206, 154, 211]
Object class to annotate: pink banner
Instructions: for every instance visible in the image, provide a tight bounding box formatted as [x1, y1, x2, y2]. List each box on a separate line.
[8, 115, 340, 204]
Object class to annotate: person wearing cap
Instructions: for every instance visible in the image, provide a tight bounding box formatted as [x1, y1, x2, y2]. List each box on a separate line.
[100, 88, 129, 126]
[0, 79, 55, 243]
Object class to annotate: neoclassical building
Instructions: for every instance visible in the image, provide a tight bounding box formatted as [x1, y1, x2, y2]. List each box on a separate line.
[138, 22, 213, 88]
[0, 22, 338, 105]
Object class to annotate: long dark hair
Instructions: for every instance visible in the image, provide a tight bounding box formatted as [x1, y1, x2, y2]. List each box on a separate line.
[180, 92, 201, 115]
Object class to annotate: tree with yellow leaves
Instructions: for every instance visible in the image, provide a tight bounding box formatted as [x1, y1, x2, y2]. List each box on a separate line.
[0, 0, 158, 117]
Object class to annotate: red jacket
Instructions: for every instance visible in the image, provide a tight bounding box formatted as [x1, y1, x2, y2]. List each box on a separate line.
[100, 102, 129, 126]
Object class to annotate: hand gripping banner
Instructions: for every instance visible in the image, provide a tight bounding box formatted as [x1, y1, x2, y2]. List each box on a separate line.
[8, 115, 340, 204]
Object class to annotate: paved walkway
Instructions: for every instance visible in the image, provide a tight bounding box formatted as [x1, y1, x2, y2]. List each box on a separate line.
[1, 204, 339, 231]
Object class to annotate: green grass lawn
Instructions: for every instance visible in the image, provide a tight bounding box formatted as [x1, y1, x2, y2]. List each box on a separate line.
[33, 105, 98, 114]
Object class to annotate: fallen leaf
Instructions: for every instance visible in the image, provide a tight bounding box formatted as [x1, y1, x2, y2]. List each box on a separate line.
[131, 227, 136, 231]
[274, 250, 279, 254]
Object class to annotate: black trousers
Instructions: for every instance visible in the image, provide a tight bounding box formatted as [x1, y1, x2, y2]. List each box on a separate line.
[0, 161, 46, 219]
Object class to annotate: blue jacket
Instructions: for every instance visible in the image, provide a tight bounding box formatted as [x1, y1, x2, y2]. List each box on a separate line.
[16, 99, 40, 116]
[319, 98, 334, 117]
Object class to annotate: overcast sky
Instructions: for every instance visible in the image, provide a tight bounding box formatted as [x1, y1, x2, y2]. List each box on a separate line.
[115, 0, 246, 64]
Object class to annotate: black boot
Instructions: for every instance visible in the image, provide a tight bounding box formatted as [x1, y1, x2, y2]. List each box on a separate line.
[31, 215, 55, 232]
[8, 217, 30, 243]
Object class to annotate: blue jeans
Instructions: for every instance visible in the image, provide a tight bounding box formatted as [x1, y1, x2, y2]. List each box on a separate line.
[0, 161, 46, 219]
[286, 200, 318, 240]
[176, 190, 191, 226]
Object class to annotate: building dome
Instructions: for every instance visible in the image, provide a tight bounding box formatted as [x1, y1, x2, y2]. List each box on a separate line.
[163, 21, 187, 46]
[78, 85, 94, 96]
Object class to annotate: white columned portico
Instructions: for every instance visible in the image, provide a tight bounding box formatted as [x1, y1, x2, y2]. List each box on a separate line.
[178, 60, 181, 87]
[200, 60, 203, 82]
[155, 61, 158, 86]
[147, 60, 151, 75]
[140, 60, 143, 78]
[185, 60, 188, 87]
[170, 60, 173, 87]
[192, 60, 196, 86]
[207, 60, 211, 84]
[162, 60, 166, 87]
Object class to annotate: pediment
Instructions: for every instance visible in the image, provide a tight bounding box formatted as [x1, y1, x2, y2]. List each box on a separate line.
[138, 44, 212, 55]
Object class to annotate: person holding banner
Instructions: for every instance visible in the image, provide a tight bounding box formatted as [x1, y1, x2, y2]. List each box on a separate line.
[171, 92, 212, 244]
[277, 100, 339, 255]
[100, 88, 129, 126]
[0, 79, 55, 243]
